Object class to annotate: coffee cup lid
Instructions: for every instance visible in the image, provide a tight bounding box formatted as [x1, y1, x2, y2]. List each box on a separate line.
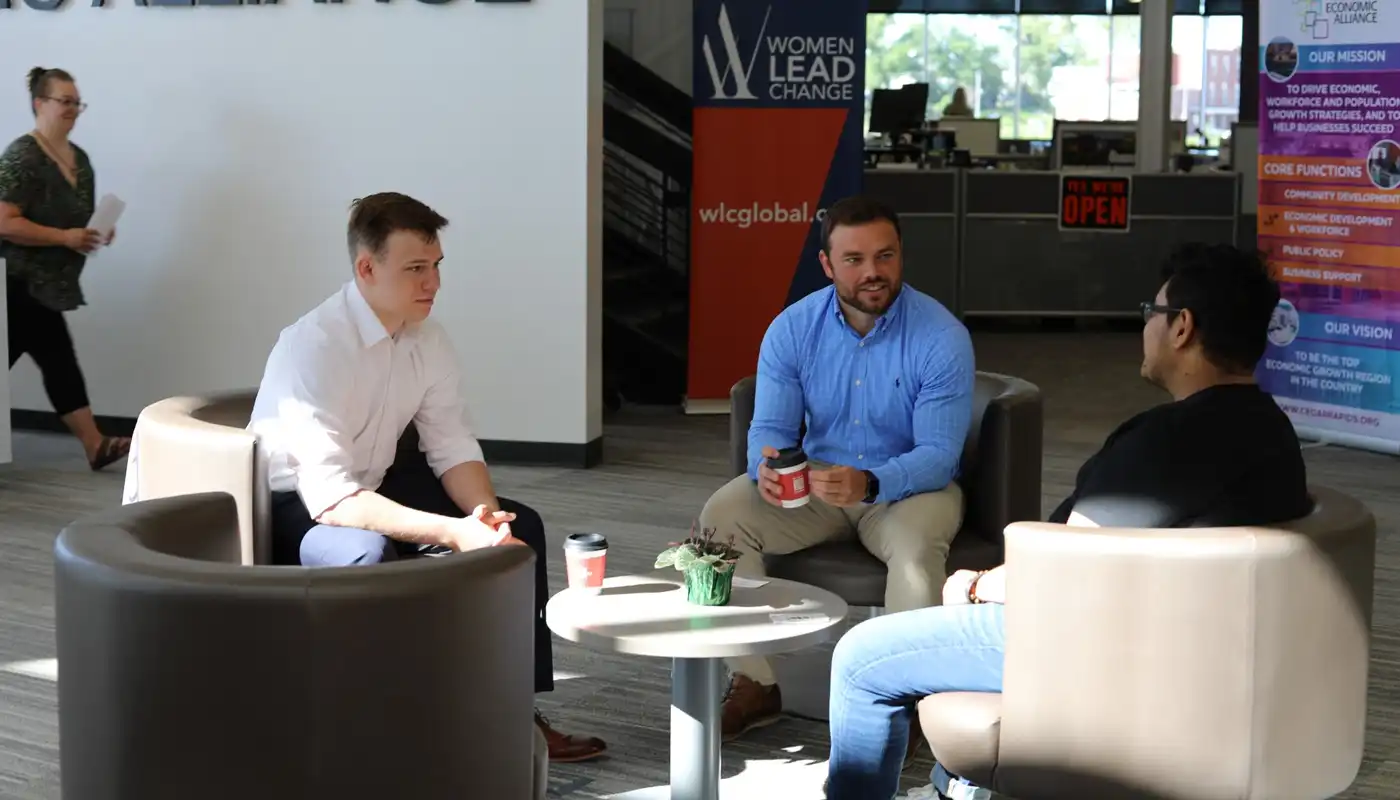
[767, 447, 807, 469]
[564, 532, 608, 552]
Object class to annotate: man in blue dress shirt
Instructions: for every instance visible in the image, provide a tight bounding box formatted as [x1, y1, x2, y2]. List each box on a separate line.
[698, 194, 976, 741]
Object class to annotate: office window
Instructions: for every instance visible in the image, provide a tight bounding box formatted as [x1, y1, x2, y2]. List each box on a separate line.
[924, 16, 1019, 130]
[1103, 14, 1242, 143]
[1172, 15, 1205, 132]
[1107, 14, 1140, 120]
[1201, 16, 1243, 140]
[1017, 15, 1112, 139]
[866, 14, 1018, 133]
[866, 10, 1241, 143]
[866, 12, 928, 130]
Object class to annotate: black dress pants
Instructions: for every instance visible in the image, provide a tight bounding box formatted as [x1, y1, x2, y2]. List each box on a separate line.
[7, 278, 89, 416]
[269, 429, 555, 695]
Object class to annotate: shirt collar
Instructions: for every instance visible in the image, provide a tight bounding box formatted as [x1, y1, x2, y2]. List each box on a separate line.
[345, 280, 417, 348]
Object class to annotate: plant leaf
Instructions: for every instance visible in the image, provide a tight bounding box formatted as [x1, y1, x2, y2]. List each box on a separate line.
[653, 546, 678, 569]
[713, 561, 734, 574]
[674, 547, 699, 571]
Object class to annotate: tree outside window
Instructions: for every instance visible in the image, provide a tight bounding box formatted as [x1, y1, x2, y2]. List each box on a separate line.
[866, 12, 1241, 144]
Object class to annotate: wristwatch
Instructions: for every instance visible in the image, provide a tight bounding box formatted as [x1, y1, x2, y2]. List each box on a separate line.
[861, 470, 880, 504]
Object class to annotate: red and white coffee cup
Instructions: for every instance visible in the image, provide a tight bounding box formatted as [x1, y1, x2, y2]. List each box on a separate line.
[563, 533, 608, 594]
[767, 447, 811, 508]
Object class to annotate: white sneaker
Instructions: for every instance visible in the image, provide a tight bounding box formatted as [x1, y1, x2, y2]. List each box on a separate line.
[941, 780, 993, 800]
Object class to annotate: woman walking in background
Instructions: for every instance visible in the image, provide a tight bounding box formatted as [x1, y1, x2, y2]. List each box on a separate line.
[0, 67, 128, 470]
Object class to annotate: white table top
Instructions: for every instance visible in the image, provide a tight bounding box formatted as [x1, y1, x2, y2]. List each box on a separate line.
[546, 571, 849, 659]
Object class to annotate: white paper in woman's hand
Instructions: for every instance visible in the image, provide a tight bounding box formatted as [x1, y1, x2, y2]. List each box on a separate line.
[87, 194, 125, 239]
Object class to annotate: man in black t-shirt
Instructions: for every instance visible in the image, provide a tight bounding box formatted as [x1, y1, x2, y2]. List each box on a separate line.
[1047, 246, 1311, 529]
[823, 244, 1312, 800]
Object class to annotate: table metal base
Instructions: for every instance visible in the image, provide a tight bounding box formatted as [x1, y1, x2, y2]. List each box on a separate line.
[670, 657, 725, 800]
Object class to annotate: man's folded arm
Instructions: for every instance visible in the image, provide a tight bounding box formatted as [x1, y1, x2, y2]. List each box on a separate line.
[869, 326, 976, 503]
[747, 318, 805, 480]
[272, 341, 487, 550]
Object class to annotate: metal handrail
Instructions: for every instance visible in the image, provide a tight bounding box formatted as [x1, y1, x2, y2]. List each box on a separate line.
[601, 52, 691, 326]
[603, 141, 687, 277]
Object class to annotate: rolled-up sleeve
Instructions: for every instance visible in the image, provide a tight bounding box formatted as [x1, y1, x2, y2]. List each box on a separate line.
[414, 326, 486, 477]
[268, 334, 366, 519]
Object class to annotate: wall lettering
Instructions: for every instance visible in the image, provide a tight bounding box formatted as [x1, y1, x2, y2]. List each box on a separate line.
[2, 0, 483, 8]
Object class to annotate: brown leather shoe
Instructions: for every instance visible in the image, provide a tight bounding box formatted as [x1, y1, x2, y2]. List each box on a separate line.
[721, 673, 783, 741]
[535, 710, 607, 763]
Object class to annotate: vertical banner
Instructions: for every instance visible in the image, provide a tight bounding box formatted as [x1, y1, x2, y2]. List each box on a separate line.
[687, 0, 867, 410]
[1256, 0, 1400, 454]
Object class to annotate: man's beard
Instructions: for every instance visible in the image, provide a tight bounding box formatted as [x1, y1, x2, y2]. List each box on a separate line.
[838, 279, 901, 316]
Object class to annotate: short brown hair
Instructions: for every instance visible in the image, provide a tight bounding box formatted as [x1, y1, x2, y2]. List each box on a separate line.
[820, 195, 901, 254]
[27, 67, 75, 117]
[346, 192, 449, 261]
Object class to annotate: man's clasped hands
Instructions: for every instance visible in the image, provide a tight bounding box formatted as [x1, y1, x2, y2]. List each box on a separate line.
[457, 505, 529, 550]
[754, 445, 870, 508]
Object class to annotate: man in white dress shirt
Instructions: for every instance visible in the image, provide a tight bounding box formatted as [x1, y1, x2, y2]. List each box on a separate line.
[247, 192, 606, 763]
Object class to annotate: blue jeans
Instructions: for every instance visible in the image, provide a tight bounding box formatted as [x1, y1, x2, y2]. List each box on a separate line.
[826, 603, 1006, 800]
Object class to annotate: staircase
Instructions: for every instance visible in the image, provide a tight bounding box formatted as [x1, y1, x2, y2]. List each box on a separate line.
[602, 42, 691, 409]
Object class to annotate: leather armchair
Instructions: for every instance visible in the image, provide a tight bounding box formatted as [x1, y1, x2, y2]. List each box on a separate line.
[919, 485, 1375, 800]
[729, 371, 1044, 606]
[127, 390, 268, 564]
[55, 492, 548, 800]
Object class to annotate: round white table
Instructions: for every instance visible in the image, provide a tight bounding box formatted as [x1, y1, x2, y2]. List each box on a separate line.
[546, 571, 848, 800]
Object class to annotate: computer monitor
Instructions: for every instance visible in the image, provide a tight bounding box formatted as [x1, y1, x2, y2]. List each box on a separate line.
[1053, 120, 1139, 169]
[869, 84, 928, 135]
[932, 118, 1000, 158]
[899, 82, 929, 123]
[1059, 130, 1136, 167]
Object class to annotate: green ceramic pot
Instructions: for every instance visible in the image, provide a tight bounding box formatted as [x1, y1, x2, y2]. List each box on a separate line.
[684, 563, 735, 606]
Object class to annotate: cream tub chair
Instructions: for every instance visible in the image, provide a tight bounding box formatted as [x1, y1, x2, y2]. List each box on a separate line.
[919, 485, 1376, 800]
[125, 390, 268, 564]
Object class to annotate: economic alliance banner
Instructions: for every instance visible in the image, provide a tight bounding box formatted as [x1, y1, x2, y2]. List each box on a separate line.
[688, 0, 867, 410]
[1257, 0, 1400, 453]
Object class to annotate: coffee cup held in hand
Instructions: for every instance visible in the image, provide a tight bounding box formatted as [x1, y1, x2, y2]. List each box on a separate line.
[766, 447, 811, 508]
[563, 532, 608, 594]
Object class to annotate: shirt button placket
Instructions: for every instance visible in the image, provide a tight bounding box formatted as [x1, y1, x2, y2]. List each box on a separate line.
[856, 339, 867, 458]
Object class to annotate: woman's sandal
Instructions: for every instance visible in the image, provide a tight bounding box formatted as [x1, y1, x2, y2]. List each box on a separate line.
[89, 436, 131, 472]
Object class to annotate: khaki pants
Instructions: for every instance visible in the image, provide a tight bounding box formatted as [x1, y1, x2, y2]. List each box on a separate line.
[697, 472, 964, 685]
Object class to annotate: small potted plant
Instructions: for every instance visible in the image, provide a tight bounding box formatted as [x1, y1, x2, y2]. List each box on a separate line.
[654, 522, 743, 606]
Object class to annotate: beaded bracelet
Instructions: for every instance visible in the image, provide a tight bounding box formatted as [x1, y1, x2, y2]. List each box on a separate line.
[966, 570, 989, 604]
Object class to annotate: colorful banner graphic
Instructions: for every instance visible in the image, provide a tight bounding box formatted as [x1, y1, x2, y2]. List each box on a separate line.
[687, 0, 867, 408]
[1257, 0, 1400, 453]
